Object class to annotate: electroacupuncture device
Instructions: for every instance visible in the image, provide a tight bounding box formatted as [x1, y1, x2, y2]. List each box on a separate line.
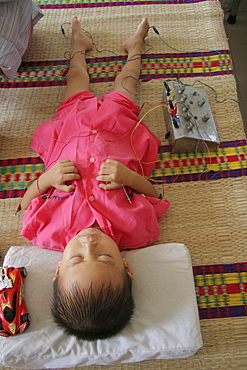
[163, 81, 220, 153]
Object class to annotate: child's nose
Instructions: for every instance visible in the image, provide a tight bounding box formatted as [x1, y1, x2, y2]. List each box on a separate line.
[80, 237, 97, 252]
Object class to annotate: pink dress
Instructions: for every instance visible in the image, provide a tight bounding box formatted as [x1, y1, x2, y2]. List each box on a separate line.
[21, 91, 170, 251]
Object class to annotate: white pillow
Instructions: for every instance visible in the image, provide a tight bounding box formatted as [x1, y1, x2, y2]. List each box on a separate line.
[0, 244, 202, 369]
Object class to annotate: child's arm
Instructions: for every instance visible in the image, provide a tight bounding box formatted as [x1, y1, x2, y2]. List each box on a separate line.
[96, 159, 158, 198]
[21, 160, 80, 210]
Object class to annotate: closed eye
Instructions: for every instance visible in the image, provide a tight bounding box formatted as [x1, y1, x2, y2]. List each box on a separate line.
[97, 254, 115, 265]
[69, 254, 113, 260]
[98, 254, 113, 258]
[69, 254, 83, 260]
[68, 254, 114, 265]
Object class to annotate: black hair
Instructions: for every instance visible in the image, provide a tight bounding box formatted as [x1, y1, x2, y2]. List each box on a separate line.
[51, 270, 135, 341]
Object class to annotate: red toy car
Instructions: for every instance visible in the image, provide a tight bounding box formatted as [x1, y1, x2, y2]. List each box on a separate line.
[0, 266, 30, 337]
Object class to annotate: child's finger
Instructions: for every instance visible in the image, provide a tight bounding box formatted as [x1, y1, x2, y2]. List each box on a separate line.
[62, 164, 79, 174]
[64, 166, 79, 173]
[57, 184, 75, 192]
[99, 159, 118, 172]
[59, 159, 73, 164]
[63, 173, 80, 181]
[96, 174, 111, 182]
[57, 160, 79, 174]
[98, 165, 112, 175]
[59, 159, 75, 167]
[98, 182, 119, 190]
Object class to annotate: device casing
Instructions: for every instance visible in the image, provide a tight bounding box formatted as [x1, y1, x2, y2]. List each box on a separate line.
[163, 82, 220, 153]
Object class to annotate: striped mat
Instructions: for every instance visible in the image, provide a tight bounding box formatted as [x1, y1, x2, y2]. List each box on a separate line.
[194, 262, 247, 319]
[1, 140, 247, 199]
[34, 0, 214, 9]
[0, 51, 233, 88]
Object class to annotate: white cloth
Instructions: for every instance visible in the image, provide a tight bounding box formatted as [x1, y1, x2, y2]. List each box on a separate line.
[0, 0, 43, 79]
[0, 243, 202, 369]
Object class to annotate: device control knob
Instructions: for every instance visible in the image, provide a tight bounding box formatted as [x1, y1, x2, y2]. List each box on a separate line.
[180, 94, 188, 102]
[184, 114, 191, 121]
[186, 122, 193, 130]
[178, 86, 185, 94]
[182, 105, 189, 112]
[202, 114, 210, 122]
[198, 98, 206, 107]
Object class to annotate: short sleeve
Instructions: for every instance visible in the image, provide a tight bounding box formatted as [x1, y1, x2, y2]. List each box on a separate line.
[146, 196, 170, 221]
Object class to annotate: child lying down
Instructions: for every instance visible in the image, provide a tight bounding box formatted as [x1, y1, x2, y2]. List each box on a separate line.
[20, 16, 170, 341]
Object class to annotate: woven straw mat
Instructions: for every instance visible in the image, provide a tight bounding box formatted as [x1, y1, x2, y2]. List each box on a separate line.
[0, 1, 247, 369]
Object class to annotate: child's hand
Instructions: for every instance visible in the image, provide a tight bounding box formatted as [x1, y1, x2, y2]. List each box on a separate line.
[44, 160, 80, 192]
[96, 159, 158, 197]
[21, 159, 81, 210]
[96, 159, 132, 190]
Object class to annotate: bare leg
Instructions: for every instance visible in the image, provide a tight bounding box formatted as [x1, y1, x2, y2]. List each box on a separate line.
[113, 18, 149, 102]
[64, 16, 93, 101]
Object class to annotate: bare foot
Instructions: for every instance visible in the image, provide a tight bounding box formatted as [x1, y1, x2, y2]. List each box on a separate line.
[71, 16, 93, 52]
[123, 17, 149, 53]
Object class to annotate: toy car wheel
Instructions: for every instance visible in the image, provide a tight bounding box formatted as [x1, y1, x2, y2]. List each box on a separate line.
[0, 321, 3, 331]
[21, 313, 31, 324]
[20, 267, 27, 278]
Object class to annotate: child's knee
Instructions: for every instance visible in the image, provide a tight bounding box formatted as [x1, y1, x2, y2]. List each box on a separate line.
[116, 68, 139, 82]
[66, 66, 88, 81]
[114, 71, 139, 92]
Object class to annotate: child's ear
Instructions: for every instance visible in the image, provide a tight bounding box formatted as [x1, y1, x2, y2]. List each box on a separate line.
[122, 258, 134, 280]
[52, 261, 61, 283]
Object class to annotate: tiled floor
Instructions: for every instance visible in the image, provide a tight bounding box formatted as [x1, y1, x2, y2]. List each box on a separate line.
[224, 9, 247, 137]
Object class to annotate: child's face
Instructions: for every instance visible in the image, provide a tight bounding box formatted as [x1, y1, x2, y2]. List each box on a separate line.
[53, 228, 134, 291]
